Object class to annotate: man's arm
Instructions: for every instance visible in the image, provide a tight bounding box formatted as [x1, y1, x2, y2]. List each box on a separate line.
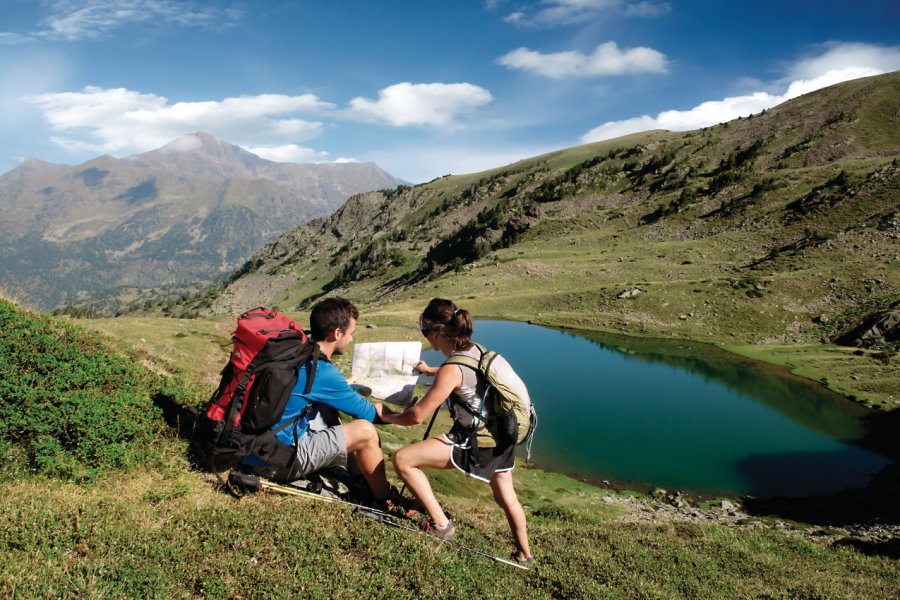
[311, 362, 377, 422]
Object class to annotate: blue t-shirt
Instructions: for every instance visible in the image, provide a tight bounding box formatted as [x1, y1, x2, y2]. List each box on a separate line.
[243, 356, 375, 466]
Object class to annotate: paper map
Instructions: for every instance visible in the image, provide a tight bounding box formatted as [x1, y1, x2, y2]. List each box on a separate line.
[351, 341, 421, 406]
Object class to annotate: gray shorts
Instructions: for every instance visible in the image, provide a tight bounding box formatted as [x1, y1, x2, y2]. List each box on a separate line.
[247, 425, 347, 482]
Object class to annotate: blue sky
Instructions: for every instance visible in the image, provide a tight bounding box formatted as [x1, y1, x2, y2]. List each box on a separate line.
[1, 0, 898, 183]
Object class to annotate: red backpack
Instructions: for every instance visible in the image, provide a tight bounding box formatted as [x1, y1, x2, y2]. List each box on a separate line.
[197, 307, 320, 474]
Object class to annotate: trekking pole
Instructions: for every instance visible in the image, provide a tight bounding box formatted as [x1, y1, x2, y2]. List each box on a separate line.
[229, 473, 530, 571]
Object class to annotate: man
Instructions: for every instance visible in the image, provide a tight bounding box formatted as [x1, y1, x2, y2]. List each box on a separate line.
[242, 297, 394, 506]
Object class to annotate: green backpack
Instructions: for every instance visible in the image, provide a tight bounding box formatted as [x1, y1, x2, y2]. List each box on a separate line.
[445, 343, 537, 457]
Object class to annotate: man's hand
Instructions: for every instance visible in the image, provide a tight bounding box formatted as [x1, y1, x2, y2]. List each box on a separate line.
[374, 402, 395, 420]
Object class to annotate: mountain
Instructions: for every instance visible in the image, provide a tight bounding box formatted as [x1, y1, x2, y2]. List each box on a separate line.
[189, 73, 899, 407]
[0, 132, 405, 311]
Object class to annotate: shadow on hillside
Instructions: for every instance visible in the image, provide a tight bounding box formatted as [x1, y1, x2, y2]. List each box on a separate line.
[858, 407, 900, 461]
[739, 456, 900, 558]
[736, 409, 900, 559]
[153, 393, 210, 470]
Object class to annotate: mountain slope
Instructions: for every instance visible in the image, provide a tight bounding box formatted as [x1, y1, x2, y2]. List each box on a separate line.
[0, 133, 404, 311]
[189, 73, 898, 403]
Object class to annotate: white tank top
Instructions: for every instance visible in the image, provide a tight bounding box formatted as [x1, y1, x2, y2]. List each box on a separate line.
[445, 345, 487, 428]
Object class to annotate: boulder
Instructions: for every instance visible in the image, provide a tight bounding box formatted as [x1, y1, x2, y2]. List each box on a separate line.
[618, 287, 644, 299]
[835, 307, 900, 349]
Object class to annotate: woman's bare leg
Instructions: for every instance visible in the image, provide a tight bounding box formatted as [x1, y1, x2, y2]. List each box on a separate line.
[392, 438, 453, 527]
[490, 470, 531, 558]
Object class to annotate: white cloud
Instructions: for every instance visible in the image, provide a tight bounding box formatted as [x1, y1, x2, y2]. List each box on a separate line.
[0, 1, 241, 43]
[369, 142, 559, 184]
[623, 2, 671, 18]
[503, 0, 674, 26]
[0, 31, 34, 44]
[27, 86, 332, 155]
[34, 0, 236, 41]
[498, 42, 668, 78]
[244, 144, 330, 163]
[515, 0, 620, 26]
[347, 82, 493, 127]
[788, 42, 900, 80]
[581, 42, 900, 143]
[503, 11, 525, 24]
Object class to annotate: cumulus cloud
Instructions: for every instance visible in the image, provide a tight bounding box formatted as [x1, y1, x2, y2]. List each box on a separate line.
[788, 42, 900, 81]
[347, 82, 493, 127]
[498, 42, 668, 78]
[369, 142, 558, 184]
[27, 86, 332, 155]
[244, 144, 330, 163]
[581, 42, 900, 143]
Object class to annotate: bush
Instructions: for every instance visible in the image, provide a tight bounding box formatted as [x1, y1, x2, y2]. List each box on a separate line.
[0, 300, 168, 481]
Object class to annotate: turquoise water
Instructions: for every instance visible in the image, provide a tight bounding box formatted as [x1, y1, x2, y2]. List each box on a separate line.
[421, 320, 891, 498]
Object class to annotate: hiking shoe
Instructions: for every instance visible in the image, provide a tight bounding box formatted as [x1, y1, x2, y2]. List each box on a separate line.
[421, 519, 455, 541]
[511, 551, 535, 565]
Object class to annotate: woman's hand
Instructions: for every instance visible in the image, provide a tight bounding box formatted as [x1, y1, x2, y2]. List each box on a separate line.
[414, 360, 435, 376]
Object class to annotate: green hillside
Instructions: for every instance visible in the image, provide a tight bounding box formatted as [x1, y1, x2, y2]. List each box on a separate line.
[175, 72, 899, 409]
[2, 298, 898, 598]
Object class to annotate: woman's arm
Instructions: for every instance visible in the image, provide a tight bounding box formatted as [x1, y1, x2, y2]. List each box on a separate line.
[379, 363, 461, 426]
[414, 360, 438, 377]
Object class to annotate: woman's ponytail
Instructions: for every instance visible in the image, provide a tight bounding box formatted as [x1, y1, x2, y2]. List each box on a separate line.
[420, 298, 474, 351]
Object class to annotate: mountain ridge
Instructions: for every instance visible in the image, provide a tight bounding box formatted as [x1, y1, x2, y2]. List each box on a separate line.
[0, 132, 405, 310]
[184, 72, 899, 407]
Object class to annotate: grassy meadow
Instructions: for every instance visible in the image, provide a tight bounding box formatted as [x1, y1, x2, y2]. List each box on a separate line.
[2, 298, 898, 598]
[4, 74, 899, 597]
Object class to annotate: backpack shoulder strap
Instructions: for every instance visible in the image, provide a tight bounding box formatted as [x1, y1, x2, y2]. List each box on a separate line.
[303, 344, 321, 395]
[444, 342, 488, 374]
[442, 343, 491, 419]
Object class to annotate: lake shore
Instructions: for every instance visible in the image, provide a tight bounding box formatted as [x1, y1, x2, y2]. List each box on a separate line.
[81, 311, 898, 544]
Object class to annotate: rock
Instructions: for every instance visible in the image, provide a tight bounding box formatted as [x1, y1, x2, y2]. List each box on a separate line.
[602, 496, 616, 504]
[721, 500, 736, 512]
[618, 287, 643, 299]
[835, 307, 900, 349]
[651, 488, 667, 498]
[366, 324, 377, 329]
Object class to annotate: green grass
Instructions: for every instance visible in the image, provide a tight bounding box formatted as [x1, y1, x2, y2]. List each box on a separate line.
[2, 469, 898, 598]
[1, 298, 898, 597]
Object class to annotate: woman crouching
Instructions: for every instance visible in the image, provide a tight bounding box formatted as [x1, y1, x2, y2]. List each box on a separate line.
[375, 298, 533, 564]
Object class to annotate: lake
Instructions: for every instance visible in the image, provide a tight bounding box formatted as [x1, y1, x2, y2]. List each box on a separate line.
[420, 320, 892, 498]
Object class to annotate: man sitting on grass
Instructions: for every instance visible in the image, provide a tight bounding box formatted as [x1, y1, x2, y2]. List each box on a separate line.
[242, 296, 402, 510]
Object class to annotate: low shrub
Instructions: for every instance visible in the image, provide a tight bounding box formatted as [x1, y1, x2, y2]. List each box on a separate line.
[0, 299, 170, 481]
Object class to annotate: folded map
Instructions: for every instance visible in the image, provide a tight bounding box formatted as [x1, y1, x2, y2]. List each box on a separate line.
[350, 341, 422, 406]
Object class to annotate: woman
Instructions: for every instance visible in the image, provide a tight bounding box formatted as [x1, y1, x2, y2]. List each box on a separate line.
[376, 298, 533, 564]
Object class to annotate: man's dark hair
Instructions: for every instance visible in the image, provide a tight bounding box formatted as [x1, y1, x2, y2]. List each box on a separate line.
[310, 297, 359, 341]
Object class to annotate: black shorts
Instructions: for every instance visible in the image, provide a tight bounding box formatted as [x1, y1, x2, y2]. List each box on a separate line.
[440, 424, 515, 483]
